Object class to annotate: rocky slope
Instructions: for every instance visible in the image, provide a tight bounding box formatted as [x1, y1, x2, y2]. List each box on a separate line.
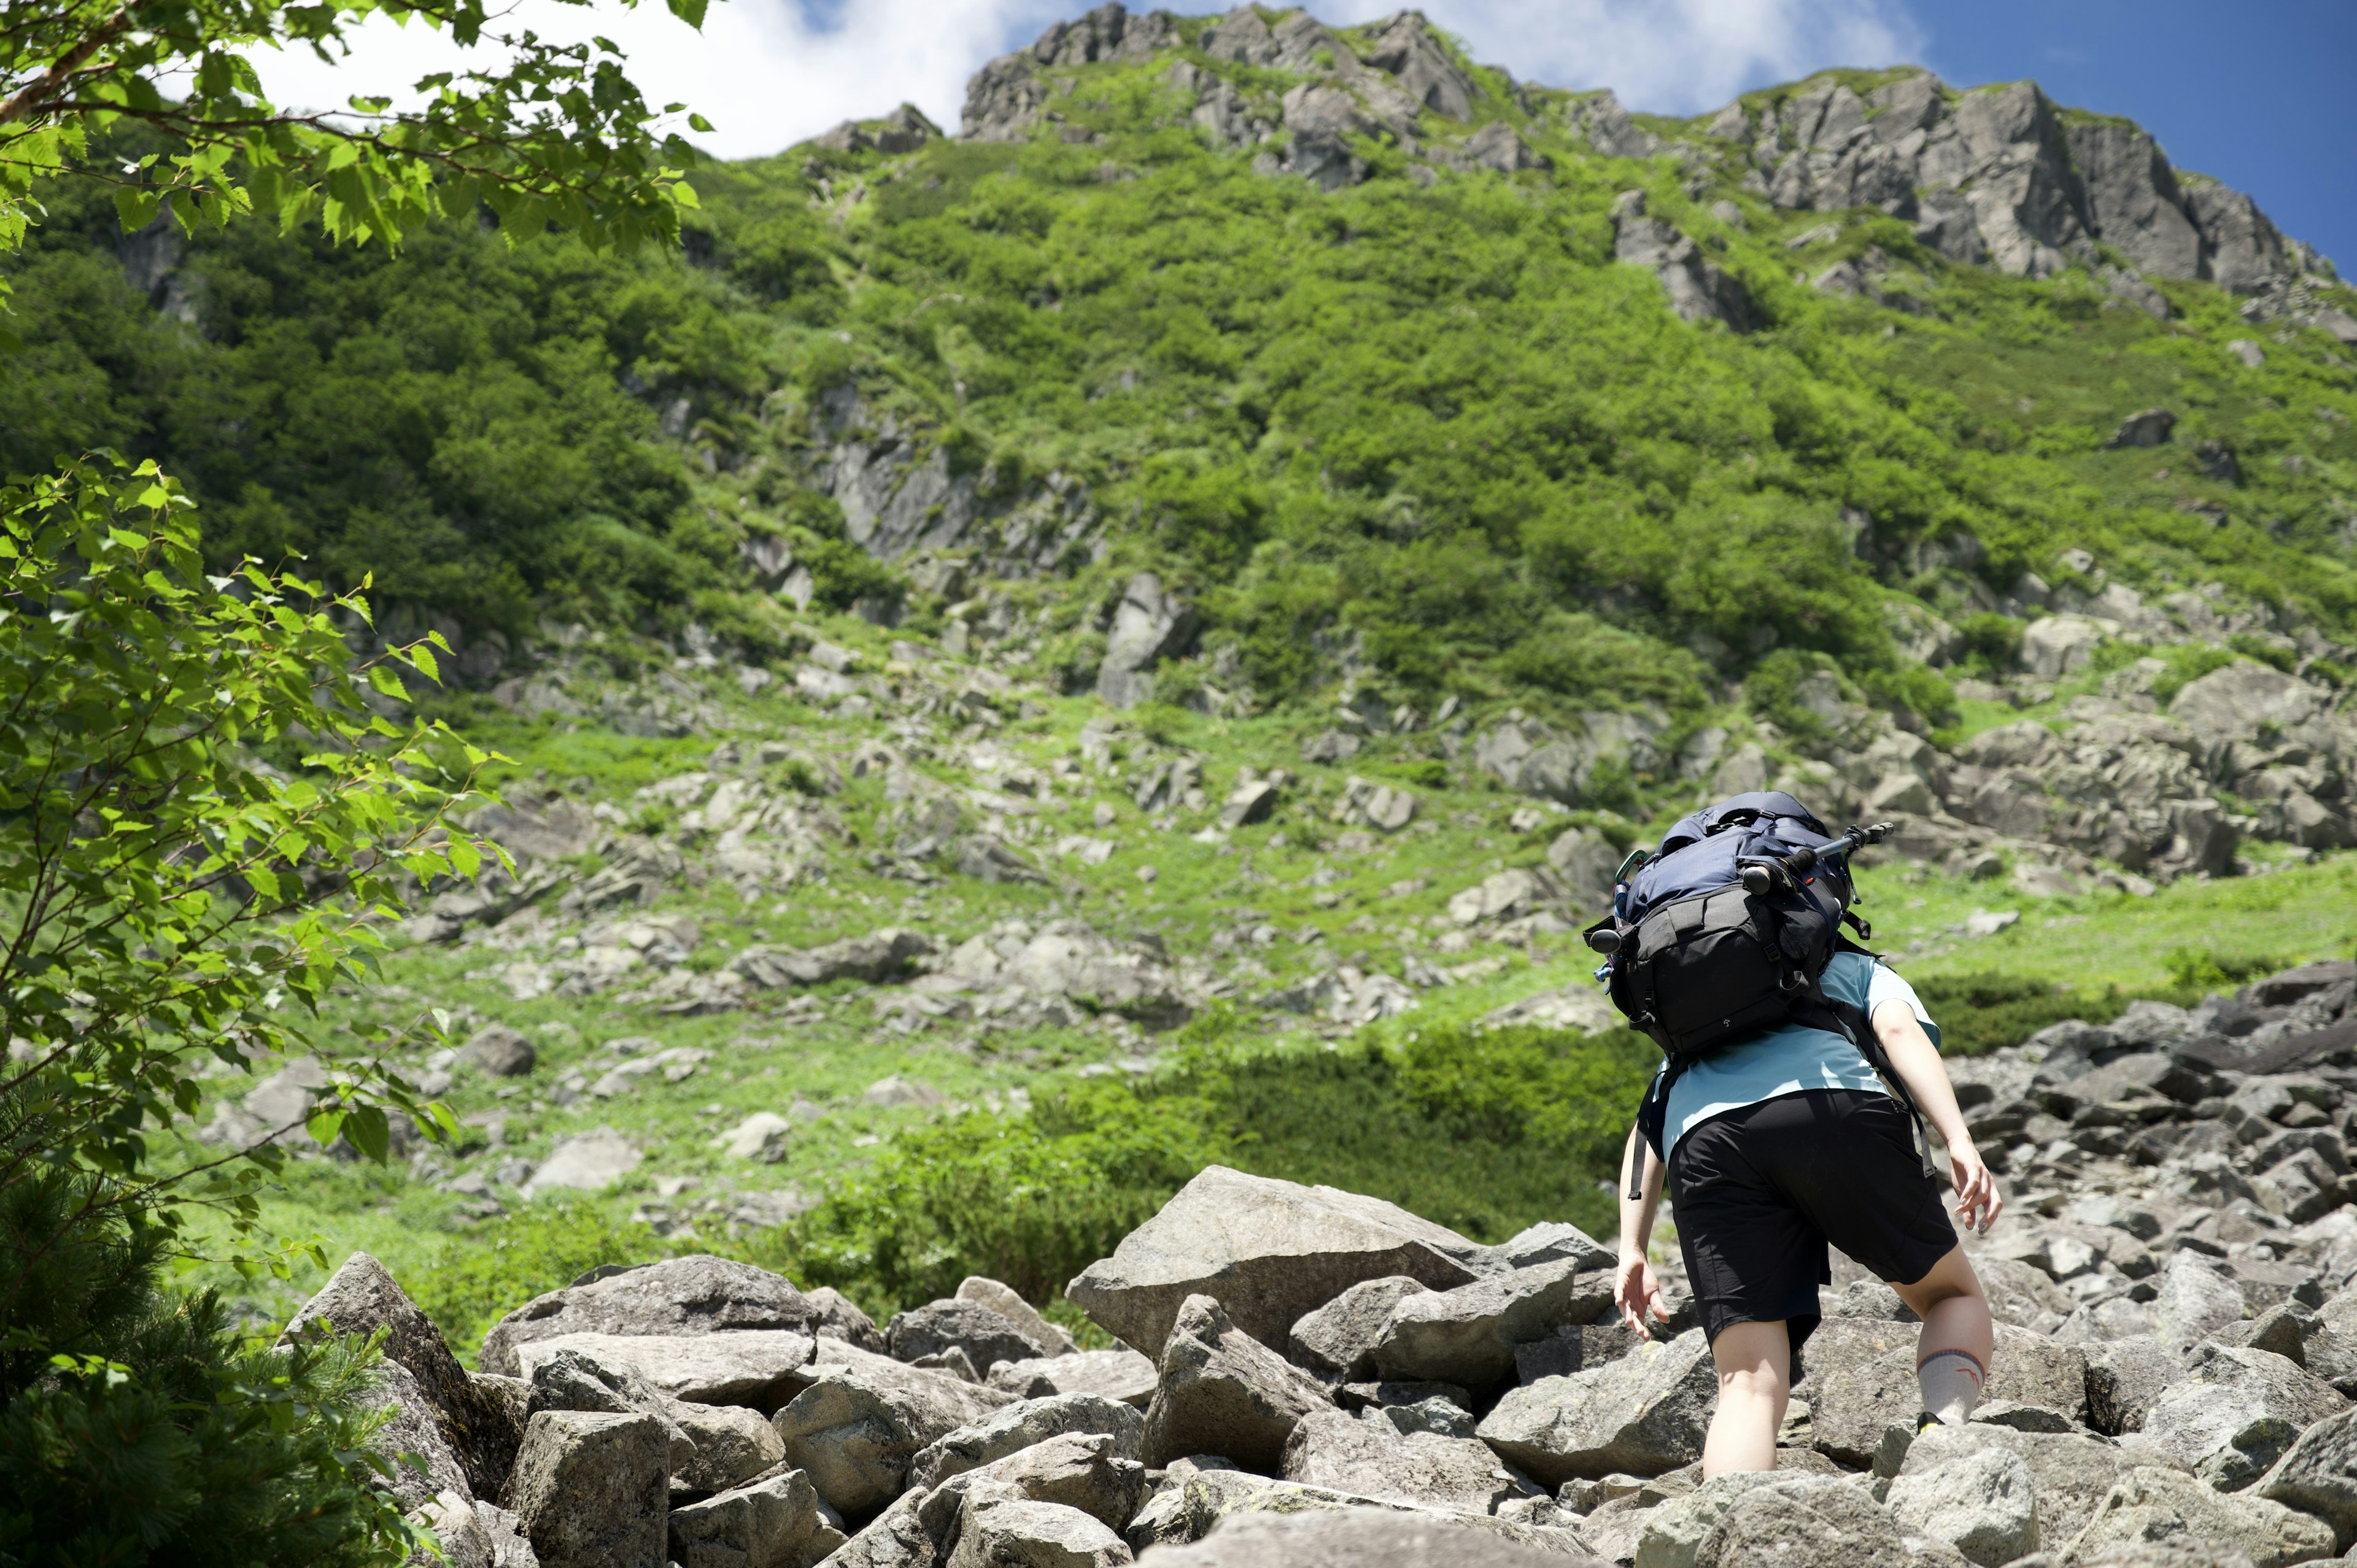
[311, 956, 2357, 1567]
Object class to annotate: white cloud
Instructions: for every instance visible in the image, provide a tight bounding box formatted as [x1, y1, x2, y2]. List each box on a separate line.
[249, 0, 1929, 162]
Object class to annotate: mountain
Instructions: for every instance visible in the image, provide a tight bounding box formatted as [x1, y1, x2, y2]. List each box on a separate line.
[104, 2, 2357, 1401]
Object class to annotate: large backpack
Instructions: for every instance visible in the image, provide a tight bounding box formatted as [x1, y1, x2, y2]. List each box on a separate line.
[1585, 792, 1932, 1191]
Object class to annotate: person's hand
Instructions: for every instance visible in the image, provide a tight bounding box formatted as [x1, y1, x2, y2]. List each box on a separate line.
[1616, 1249, 1668, 1340]
[1949, 1134, 2003, 1236]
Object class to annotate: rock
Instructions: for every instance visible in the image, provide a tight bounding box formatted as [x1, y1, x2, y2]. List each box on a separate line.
[282, 1251, 521, 1500]
[1142, 1294, 1334, 1471]
[479, 1255, 816, 1377]
[1814, 1326, 2088, 1469]
[366, 1358, 473, 1508]
[1288, 1277, 1431, 1380]
[511, 1331, 820, 1412]
[945, 1493, 1133, 1567]
[730, 928, 937, 988]
[1136, 1505, 1574, 1565]
[1884, 1445, 2039, 1566]
[2151, 1253, 2247, 1350]
[670, 1469, 844, 1568]
[674, 1399, 791, 1493]
[1486, 1223, 1615, 1276]
[462, 1025, 538, 1078]
[919, 1431, 1148, 1544]
[2022, 615, 2107, 679]
[1611, 190, 1754, 331]
[719, 1112, 795, 1162]
[526, 1345, 694, 1472]
[1369, 1260, 1617, 1391]
[809, 1287, 889, 1354]
[1280, 1408, 1539, 1515]
[773, 1359, 1011, 1519]
[2256, 1404, 2357, 1551]
[2089, 1337, 2186, 1435]
[2102, 409, 2178, 449]
[1478, 987, 1620, 1035]
[959, 1278, 1077, 1359]
[1302, 730, 1362, 765]
[2066, 1464, 2334, 1567]
[520, 1126, 641, 1197]
[1897, 1423, 2148, 1549]
[889, 1299, 1056, 1373]
[1447, 868, 1564, 927]
[2128, 1346, 2348, 1491]
[1097, 572, 1198, 709]
[1545, 831, 1622, 900]
[505, 1410, 670, 1568]
[1066, 1165, 1483, 1358]
[1220, 781, 1280, 830]
[1475, 1328, 1717, 1483]
[1689, 1475, 1925, 1567]
[908, 1393, 1147, 1492]
[1633, 1471, 1799, 1568]
[409, 1489, 497, 1568]
[989, 1350, 1159, 1409]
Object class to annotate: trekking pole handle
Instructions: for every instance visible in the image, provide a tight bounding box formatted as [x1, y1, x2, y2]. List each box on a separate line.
[1738, 822, 1895, 893]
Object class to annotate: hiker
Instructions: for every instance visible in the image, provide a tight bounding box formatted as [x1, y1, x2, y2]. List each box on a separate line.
[1589, 792, 2001, 1477]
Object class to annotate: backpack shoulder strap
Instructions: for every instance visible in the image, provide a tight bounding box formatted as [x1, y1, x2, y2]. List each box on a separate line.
[1801, 967, 1940, 1183]
[1628, 1066, 1679, 1199]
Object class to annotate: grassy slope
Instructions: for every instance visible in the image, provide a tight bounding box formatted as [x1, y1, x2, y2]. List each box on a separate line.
[174, 617, 2357, 1337]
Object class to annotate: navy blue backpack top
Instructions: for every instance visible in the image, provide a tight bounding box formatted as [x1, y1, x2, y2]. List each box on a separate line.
[1585, 793, 1930, 1191]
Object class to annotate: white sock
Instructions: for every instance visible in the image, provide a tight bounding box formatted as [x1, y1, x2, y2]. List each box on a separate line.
[1918, 1348, 1985, 1426]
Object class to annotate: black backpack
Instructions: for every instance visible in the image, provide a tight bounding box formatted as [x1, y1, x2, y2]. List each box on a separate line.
[1584, 793, 1930, 1191]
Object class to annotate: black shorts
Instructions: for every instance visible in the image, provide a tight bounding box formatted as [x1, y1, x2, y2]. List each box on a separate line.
[1667, 1089, 1959, 1362]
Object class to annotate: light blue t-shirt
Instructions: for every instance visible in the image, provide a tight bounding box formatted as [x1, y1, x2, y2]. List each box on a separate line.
[1655, 952, 1940, 1154]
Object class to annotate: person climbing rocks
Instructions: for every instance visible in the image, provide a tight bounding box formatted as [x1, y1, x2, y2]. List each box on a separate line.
[1589, 792, 2002, 1477]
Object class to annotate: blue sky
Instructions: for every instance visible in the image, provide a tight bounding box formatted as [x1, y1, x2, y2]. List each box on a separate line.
[265, 0, 2354, 270]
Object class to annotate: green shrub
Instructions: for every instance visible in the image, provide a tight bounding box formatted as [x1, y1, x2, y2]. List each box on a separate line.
[2151, 644, 2237, 704]
[756, 1027, 1657, 1319]
[1911, 971, 2133, 1056]
[1954, 614, 2024, 673]
[2163, 946, 2288, 994]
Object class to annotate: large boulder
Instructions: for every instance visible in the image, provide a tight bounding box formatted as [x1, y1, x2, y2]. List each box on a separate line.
[990, 1349, 1159, 1408]
[1067, 1166, 1484, 1358]
[1280, 1408, 1541, 1515]
[920, 1432, 1149, 1543]
[808, 1286, 889, 1354]
[1897, 1422, 2150, 1547]
[282, 1251, 522, 1501]
[730, 928, 937, 989]
[505, 1410, 671, 1568]
[1687, 1475, 1932, 1567]
[1368, 1260, 1616, 1391]
[888, 1298, 1054, 1373]
[669, 1468, 846, 1568]
[773, 1358, 1012, 1520]
[1142, 1294, 1334, 1471]
[1288, 1277, 1431, 1380]
[1096, 571, 1198, 709]
[1813, 1326, 2088, 1469]
[2089, 1336, 2194, 1435]
[1883, 1443, 2040, 1566]
[1137, 1504, 1577, 1565]
[367, 1359, 474, 1508]
[478, 1255, 816, 1376]
[2065, 1464, 2336, 1566]
[509, 1330, 818, 1411]
[2151, 1253, 2248, 1350]
[1474, 1328, 1717, 1483]
[907, 1392, 1146, 1492]
[2127, 1346, 2349, 1491]
[944, 1490, 1133, 1567]
[2258, 1405, 2357, 1551]
[958, 1277, 1077, 1358]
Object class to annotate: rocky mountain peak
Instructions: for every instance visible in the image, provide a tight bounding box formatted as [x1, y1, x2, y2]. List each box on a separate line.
[952, 4, 2338, 323]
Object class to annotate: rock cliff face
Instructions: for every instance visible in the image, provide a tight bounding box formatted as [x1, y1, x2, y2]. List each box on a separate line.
[302, 954, 2357, 1566]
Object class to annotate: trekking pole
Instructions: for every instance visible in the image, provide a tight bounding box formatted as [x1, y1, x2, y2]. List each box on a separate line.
[1739, 821, 1895, 894]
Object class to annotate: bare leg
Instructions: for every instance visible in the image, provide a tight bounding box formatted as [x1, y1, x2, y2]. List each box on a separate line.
[1703, 1321, 1790, 1477]
[1892, 1246, 1994, 1421]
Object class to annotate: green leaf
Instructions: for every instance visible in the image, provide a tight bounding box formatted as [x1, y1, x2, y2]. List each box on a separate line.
[306, 1107, 346, 1148]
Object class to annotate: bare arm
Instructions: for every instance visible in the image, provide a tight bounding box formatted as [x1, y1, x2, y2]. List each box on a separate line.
[1614, 1124, 1671, 1337]
[1875, 998, 2003, 1235]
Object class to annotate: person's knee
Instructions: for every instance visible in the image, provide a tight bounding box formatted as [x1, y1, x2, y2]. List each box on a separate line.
[1718, 1362, 1790, 1402]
